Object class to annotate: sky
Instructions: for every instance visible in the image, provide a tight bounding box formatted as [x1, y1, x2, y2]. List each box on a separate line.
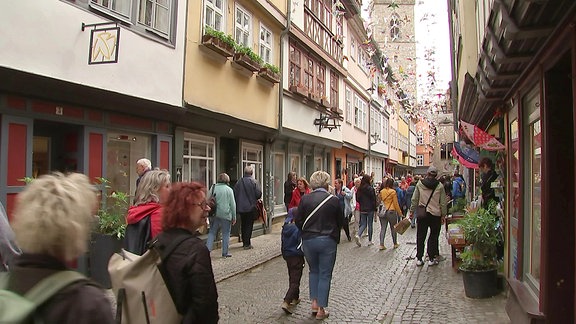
[414, 0, 451, 101]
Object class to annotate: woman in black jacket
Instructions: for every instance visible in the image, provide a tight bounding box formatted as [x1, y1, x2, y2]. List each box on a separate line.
[355, 174, 378, 246]
[157, 182, 219, 324]
[295, 171, 344, 320]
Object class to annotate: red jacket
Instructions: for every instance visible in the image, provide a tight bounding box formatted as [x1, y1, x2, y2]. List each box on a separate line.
[126, 203, 163, 239]
[288, 188, 310, 209]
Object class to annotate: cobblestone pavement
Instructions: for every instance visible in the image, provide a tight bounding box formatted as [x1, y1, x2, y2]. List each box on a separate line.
[212, 225, 511, 324]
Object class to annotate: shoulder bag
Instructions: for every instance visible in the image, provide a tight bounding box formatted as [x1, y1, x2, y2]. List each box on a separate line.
[416, 187, 435, 219]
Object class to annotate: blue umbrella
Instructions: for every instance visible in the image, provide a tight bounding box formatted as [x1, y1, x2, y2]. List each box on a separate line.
[452, 142, 480, 169]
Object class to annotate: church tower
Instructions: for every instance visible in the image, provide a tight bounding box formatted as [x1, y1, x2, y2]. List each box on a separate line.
[369, 0, 417, 101]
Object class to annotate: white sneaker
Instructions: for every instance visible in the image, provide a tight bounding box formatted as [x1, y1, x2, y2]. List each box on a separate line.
[367, 241, 374, 246]
[416, 259, 424, 266]
[428, 258, 439, 266]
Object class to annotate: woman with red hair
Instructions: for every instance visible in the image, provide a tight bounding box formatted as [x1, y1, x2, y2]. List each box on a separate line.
[156, 182, 219, 323]
[288, 177, 311, 209]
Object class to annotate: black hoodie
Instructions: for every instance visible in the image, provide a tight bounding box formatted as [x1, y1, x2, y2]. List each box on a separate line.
[421, 177, 440, 190]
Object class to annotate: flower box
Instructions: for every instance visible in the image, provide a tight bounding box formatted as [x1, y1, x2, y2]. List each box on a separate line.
[258, 67, 280, 83]
[233, 53, 262, 72]
[201, 34, 235, 58]
[330, 106, 343, 115]
[289, 84, 309, 97]
[308, 93, 321, 104]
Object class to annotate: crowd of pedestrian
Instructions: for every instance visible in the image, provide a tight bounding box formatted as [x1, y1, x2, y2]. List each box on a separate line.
[0, 156, 492, 323]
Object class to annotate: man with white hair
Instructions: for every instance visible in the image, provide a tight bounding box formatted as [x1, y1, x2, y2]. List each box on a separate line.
[135, 158, 152, 188]
[233, 165, 262, 250]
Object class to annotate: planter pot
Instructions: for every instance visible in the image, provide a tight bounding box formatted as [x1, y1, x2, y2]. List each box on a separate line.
[289, 84, 309, 97]
[201, 34, 235, 57]
[258, 67, 280, 83]
[89, 233, 123, 288]
[308, 93, 321, 104]
[233, 53, 262, 72]
[460, 267, 498, 298]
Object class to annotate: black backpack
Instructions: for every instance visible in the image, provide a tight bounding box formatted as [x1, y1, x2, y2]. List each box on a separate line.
[123, 214, 151, 256]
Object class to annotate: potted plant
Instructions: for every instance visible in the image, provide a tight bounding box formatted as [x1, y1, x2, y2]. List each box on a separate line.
[258, 63, 280, 83]
[201, 26, 236, 57]
[233, 45, 263, 72]
[457, 202, 501, 298]
[89, 177, 129, 288]
[449, 197, 467, 217]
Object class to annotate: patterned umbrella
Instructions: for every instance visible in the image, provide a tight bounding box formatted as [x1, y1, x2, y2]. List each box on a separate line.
[460, 120, 506, 151]
[452, 142, 479, 169]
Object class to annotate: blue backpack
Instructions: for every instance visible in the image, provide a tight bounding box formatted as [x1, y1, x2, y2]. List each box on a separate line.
[281, 214, 303, 257]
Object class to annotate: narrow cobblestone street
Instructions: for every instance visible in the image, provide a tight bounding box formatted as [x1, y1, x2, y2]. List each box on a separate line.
[211, 224, 510, 323]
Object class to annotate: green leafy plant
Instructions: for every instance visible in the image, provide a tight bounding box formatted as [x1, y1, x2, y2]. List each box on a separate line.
[235, 45, 264, 65]
[95, 177, 129, 239]
[18, 177, 35, 185]
[263, 63, 280, 74]
[457, 202, 501, 271]
[449, 197, 467, 214]
[204, 26, 236, 49]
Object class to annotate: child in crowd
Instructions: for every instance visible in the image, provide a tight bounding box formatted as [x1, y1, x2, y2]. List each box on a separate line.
[281, 207, 305, 314]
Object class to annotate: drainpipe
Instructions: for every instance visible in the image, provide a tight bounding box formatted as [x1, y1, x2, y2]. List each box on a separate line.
[278, 0, 292, 137]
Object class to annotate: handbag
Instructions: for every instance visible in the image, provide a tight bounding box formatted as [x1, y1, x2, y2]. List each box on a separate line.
[394, 217, 411, 235]
[208, 184, 217, 218]
[255, 199, 267, 227]
[378, 192, 392, 217]
[416, 187, 435, 219]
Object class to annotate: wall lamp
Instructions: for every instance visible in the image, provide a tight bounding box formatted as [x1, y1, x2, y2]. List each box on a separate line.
[314, 113, 341, 132]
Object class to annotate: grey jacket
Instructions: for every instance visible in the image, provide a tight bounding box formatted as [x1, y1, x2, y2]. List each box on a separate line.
[233, 175, 262, 213]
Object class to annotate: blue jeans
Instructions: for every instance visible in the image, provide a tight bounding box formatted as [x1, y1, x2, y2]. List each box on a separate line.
[302, 236, 337, 308]
[206, 217, 232, 256]
[358, 211, 374, 241]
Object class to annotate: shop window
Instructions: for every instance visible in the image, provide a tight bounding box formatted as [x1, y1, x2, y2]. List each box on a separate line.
[242, 142, 263, 185]
[107, 132, 151, 198]
[522, 87, 541, 293]
[182, 134, 215, 187]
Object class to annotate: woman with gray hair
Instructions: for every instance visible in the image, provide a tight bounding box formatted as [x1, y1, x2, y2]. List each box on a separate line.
[206, 173, 237, 258]
[295, 171, 344, 320]
[125, 169, 171, 254]
[4, 173, 113, 322]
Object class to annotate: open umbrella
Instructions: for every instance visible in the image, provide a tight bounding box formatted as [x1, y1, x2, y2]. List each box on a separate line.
[452, 142, 479, 169]
[460, 120, 506, 151]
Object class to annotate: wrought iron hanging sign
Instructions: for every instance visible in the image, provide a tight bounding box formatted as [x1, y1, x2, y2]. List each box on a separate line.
[82, 22, 120, 65]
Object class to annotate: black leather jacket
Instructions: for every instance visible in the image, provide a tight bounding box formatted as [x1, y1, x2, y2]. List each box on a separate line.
[156, 228, 219, 324]
[294, 189, 344, 243]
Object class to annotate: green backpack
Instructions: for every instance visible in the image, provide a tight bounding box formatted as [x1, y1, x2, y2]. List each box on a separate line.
[0, 270, 87, 323]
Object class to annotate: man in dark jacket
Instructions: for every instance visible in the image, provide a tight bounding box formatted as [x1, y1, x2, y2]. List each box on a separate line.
[233, 165, 262, 250]
[409, 166, 447, 266]
[479, 157, 499, 207]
